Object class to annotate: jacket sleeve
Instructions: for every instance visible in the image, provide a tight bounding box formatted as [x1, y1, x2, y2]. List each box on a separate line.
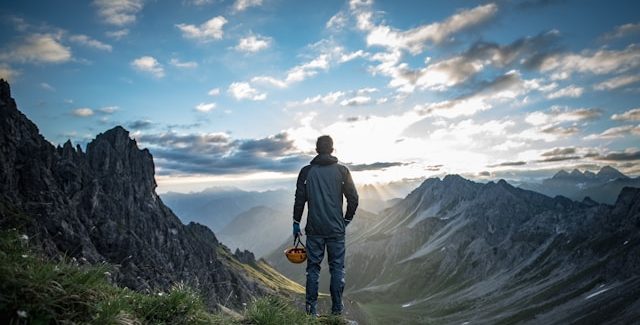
[341, 166, 359, 221]
[293, 166, 310, 224]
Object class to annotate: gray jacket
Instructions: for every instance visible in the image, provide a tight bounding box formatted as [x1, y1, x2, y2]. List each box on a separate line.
[293, 154, 359, 237]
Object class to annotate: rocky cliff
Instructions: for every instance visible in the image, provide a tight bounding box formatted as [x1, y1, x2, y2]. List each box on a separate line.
[0, 79, 284, 310]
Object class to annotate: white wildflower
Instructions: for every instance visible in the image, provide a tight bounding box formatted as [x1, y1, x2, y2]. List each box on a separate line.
[157, 292, 164, 296]
[17, 310, 27, 318]
[104, 271, 112, 276]
[20, 234, 29, 241]
[21, 254, 28, 259]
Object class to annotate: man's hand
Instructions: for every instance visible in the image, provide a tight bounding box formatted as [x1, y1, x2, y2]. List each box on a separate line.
[344, 218, 352, 227]
[293, 222, 302, 238]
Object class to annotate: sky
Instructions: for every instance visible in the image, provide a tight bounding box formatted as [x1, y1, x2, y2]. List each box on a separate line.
[1, 0, 639, 193]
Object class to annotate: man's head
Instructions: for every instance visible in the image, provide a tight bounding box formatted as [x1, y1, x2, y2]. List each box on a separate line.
[315, 135, 334, 155]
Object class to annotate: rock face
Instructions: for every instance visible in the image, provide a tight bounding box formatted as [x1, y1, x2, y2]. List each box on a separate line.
[343, 174, 640, 323]
[0, 79, 268, 309]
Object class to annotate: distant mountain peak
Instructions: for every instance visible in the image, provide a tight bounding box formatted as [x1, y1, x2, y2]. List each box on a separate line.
[597, 166, 626, 180]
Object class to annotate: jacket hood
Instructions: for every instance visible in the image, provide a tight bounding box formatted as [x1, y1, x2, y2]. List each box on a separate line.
[310, 154, 338, 166]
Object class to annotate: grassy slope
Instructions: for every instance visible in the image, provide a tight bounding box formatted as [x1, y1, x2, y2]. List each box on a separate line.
[0, 228, 345, 324]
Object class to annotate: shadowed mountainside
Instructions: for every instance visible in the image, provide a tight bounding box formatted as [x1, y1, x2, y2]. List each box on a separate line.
[0, 79, 302, 311]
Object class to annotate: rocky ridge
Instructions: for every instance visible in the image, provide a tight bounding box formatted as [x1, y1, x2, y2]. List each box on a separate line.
[0, 79, 287, 310]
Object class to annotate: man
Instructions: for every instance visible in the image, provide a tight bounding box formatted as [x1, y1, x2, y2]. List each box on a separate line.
[292, 135, 359, 316]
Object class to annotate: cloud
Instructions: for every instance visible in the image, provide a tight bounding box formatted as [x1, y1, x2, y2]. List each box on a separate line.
[362, 3, 498, 54]
[537, 155, 580, 162]
[584, 125, 640, 140]
[235, 34, 271, 53]
[195, 102, 216, 112]
[0, 34, 71, 64]
[346, 161, 406, 171]
[98, 106, 119, 114]
[541, 147, 576, 156]
[339, 50, 368, 62]
[414, 71, 531, 118]
[233, 0, 262, 12]
[93, 0, 144, 26]
[601, 22, 640, 41]
[288, 91, 346, 107]
[40, 82, 55, 91]
[69, 34, 112, 51]
[371, 30, 561, 93]
[106, 29, 129, 39]
[594, 74, 640, 90]
[228, 82, 266, 101]
[72, 108, 94, 117]
[176, 16, 227, 42]
[208, 87, 221, 96]
[136, 131, 308, 175]
[326, 12, 348, 30]
[540, 44, 640, 79]
[546, 85, 584, 99]
[487, 161, 526, 167]
[169, 58, 198, 68]
[0, 64, 19, 81]
[251, 54, 331, 88]
[525, 106, 601, 126]
[340, 95, 372, 106]
[611, 108, 640, 121]
[595, 150, 640, 161]
[128, 119, 153, 129]
[131, 56, 164, 78]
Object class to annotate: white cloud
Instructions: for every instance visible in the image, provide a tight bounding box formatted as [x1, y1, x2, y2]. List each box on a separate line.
[546, 85, 584, 99]
[99, 106, 119, 114]
[251, 53, 330, 88]
[106, 29, 129, 39]
[356, 87, 378, 95]
[235, 34, 271, 53]
[195, 102, 216, 112]
[0, 64, 19, 81]
[584, 125, 640, 140]
[594, 74, 640, 90]
[362, 3, 498, 54]
[601, 22, 640, 41]
[288, 91, 346, 107]
[176, 16, 227, 42]
[94, 0, 144, 26]
[208, 87, 221, 96]
[73, 107, 94, 117]
[540, 44, 640, 78]
[525, 106, 601, 126]
[233, 0, 262, 12]
[414, 71, 531, 118]
[131, 56, 164, 78]
[170, 58, 198, 68]
[40, 82, 55, 91]
[326, 12, 348, 30]
[69, 34, 112, 51]
[228, 82, 266, 101]
[612, 108, 640, 121]
[0, 34, 71, 63]
[339, 49, 368, 63]
[189, 0, 215, 5]
[340, 96, 373, 106]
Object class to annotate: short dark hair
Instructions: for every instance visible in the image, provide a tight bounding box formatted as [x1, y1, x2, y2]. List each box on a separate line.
[316, 135, 333, 154]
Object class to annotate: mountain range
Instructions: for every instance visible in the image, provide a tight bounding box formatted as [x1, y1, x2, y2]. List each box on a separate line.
[519, 166, 640, 204]
[0, 79, 301, 311]
[336, 175, 640, 323]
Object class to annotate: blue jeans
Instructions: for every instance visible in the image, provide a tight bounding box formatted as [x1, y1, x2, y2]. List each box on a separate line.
[305, 235, 346, 315]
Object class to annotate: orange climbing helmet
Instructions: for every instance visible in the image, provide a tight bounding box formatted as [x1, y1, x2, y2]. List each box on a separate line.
[284, 236, 307, 264]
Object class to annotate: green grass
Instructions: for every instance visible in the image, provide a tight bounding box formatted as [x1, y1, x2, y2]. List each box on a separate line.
[0, 229, 345, 325]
